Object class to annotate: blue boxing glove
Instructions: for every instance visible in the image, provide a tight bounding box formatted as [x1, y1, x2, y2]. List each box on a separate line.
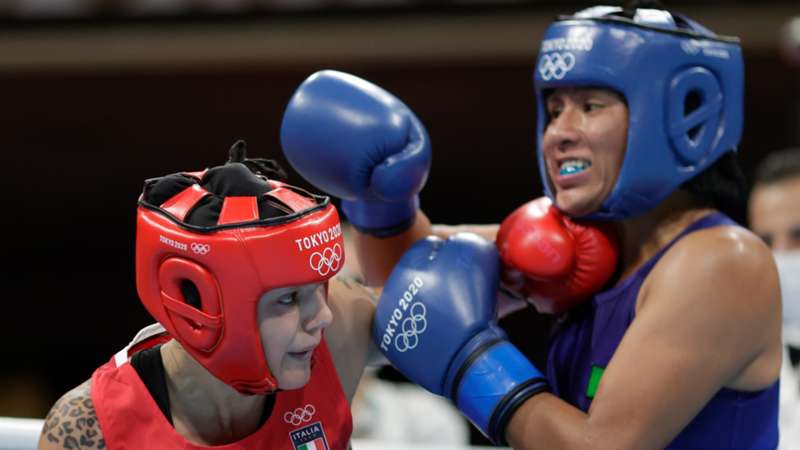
[281, 70, 431, 236]
[373, 233, 549, 444]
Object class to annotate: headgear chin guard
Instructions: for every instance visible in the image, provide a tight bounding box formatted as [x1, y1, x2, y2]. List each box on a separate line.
[534, 5, 744, 219]
[135, 141, 344, 394]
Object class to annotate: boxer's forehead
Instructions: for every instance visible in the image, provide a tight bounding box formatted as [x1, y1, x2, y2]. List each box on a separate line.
[545, 87, 623, 101]
[259, 283, 326, 304]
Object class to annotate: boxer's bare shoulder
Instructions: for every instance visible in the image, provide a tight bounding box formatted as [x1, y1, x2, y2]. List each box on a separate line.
[38, 379, 106, 450]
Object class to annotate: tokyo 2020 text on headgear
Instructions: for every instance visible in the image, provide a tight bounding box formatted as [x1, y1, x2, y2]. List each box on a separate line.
[534, 3, 744, 219]
[135, 141, 344, 394]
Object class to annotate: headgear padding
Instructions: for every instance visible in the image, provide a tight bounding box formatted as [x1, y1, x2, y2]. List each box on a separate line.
[135, 142, 344, 394]
[534, 5, 744, 219]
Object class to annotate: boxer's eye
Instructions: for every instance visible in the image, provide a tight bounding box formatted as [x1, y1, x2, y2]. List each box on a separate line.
[547, 105, 563, 119]
[546, 97, 564, 120]
[277, 291, 299, 306]
[583, 101, 604, 113]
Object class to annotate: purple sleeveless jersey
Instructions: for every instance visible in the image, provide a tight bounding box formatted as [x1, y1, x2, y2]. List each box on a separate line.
[546, 213, 779, 449]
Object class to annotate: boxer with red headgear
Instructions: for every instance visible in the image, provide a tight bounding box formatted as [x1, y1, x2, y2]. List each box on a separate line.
[38, 141, 383, 450]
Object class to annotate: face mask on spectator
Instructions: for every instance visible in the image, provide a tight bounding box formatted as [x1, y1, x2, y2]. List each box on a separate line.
[775, 250, 800, 347]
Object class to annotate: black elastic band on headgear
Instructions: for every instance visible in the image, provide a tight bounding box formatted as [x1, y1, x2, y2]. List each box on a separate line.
[142, 140, 295, 227]
[226, 140, 288, 182]
[143, 173, 196, 207]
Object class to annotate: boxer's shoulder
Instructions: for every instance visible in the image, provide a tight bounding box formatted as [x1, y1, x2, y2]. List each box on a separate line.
[39, 379, 106, 450]
[645, 224, 779, 316]
[640, 223, 783, 391]
[662, 224, 773, 276]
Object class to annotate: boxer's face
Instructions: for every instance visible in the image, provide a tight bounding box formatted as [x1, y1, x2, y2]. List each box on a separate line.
[749, 176, 800, 251]
[541, 87, 628, 216]
[257, 283, 332, 389]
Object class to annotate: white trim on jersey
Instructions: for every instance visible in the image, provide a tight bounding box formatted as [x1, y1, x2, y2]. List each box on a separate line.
[114, 323, 168, 368]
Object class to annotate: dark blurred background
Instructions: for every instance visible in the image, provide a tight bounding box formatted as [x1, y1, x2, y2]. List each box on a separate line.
[1, 0, 799, 440]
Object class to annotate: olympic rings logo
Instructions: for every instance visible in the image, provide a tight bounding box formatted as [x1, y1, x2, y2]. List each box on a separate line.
[538, 52, 576, 81]
[309, 244, 342, 276]
[283, 404, 316, 426]
[190, 243, 210, 255]
[394, 302, 427, 352]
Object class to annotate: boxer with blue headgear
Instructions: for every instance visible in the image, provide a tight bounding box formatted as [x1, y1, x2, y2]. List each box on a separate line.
[292, 2, 783, 449]
[533, 4, 744, 220]
[489, 4, 780, 448]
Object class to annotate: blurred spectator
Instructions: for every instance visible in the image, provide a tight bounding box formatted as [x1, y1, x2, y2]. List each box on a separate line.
[748, 147, 800, 449]
[780, 16, 800, 67]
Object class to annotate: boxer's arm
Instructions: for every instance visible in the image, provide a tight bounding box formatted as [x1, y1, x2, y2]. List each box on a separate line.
[325, 276, 383, 404]
[503, 227, 781, 449]
[432, 223, 500, 241]
[350, 210, 433, 287]
[37, 380, 106, 450]
[354, 218, 506, 287]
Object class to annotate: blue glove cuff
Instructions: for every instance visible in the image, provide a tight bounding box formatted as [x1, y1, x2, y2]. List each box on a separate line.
[341, 196, 419, 237]
[455, 341, 549, 444]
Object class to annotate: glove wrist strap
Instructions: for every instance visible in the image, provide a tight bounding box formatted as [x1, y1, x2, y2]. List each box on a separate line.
[341, 196, 419, 237]
[455, 340, 549, 444]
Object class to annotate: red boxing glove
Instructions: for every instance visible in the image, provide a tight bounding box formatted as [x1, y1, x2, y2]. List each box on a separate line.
[496, 197, 619, 314]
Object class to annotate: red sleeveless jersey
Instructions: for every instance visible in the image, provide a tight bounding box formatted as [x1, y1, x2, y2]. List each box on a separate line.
[91, 325, 353, 450]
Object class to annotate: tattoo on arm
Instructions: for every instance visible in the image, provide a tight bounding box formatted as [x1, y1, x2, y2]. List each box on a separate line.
[336, 272, 366, 290]
[42, 382, 106, 449]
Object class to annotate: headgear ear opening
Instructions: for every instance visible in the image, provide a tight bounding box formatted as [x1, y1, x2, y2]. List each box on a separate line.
[667, 66, 724, 166]
[181, 279, 202, 310]
[157, 257, 224, 353]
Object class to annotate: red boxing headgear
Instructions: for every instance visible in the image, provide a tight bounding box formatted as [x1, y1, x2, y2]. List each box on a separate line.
[135, 143, 344, 394]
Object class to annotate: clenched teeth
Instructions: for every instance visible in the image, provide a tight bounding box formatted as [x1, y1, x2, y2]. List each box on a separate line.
[559, 159, 591, 176]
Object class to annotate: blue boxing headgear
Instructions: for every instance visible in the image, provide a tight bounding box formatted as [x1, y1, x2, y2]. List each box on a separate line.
[534, 5, 744, 219]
